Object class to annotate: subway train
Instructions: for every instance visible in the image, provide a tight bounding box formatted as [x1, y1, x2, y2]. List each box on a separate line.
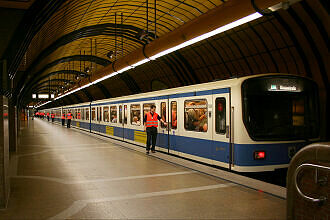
[41, 73, 320, 172]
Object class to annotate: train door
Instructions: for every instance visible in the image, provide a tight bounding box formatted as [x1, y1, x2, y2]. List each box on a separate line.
[97, 107, 102, 123]
[167, 99, 179, 155]
[118, 105, 124, 140]
[212, 90, 232, 169]
[123, 104, 128, 140]
[157, 100, 169, 152]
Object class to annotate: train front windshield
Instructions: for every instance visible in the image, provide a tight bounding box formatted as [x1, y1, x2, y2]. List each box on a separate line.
[242, 76, 319, 141]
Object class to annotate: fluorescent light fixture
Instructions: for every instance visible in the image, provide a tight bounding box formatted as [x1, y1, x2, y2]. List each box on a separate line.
[109, 72, 119, 77]
[117, 66, 133, 73]
[92, 72, 118, 84]
[36, 100, 51, 108]
[32, 94, 37, 99]
[49, 12, 263, 103]
[54, 82, 93, 100]
[131, 59, 150, 67]
[150, 12, 262, 60]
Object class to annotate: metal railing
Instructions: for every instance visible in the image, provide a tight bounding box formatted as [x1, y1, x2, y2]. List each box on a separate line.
[294, 163, 330, 205]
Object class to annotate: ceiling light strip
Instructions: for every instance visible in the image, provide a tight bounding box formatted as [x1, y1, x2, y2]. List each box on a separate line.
[36, 12, 262, 108]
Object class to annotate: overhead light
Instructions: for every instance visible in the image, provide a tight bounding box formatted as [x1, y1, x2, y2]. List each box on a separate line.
[107, 51, 114, 59]
[38, 94, 49, 99]
[35, 100, 52, 108]
[131, 59, 150, 68]
[117, 66, 133, 73]
[79, 72, 88, 78]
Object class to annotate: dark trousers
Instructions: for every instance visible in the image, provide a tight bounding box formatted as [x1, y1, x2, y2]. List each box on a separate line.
[146, 126, 157, 151]
[47, 116, 49, 121]
[67, 119, 71, 128]
[62, 119, 65, 126]
[52, 118, 54, 122]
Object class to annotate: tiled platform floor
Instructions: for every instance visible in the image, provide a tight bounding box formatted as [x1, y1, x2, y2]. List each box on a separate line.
[0, 119, 286, 219]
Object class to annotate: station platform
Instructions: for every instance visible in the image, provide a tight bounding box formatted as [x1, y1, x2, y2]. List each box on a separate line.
[0, 119, 286, 219]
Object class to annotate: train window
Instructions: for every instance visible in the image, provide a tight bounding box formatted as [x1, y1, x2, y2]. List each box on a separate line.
[92, 107, 96, 121]
[242, 76, 319, 140]
[130, 104, 141, 126]
[119, 105, 123, 124]
[184, 99, 208, 132]
[103, 106, 109, 122]
[86, 108, 90, 121]
[143, 103, 155, 118]
[215, 98, 226, 134]
[77, 109, 81, 120]
[124, 105, 127, 124]
[292, 98, 304, 126]
[161, 102, 166, 128]
[110, 106, 117, 123]
[171, 101, 177, 130]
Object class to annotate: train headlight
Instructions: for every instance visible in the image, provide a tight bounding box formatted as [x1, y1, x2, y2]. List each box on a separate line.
[254, 151, 266, 160]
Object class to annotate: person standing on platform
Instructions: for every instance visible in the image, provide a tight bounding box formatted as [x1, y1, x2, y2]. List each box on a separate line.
[67, 111, 72, 128]
[61, 113, 65, 126]
[143, 105, 167, 155]
[51, 112, 55, 123]
[47, 112, 50, 121]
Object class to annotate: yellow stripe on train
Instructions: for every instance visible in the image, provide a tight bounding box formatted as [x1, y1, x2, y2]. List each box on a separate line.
[134, 130, 146, 143]
[106, 126, 114, 136]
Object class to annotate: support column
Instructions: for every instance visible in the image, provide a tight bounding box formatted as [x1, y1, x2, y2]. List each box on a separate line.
[16, 108, 20, 141]
[9, 100, 17, 152]
[0, 96, 10, 208]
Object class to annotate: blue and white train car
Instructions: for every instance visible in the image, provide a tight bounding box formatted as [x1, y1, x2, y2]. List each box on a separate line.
[44, 74, 320, 172]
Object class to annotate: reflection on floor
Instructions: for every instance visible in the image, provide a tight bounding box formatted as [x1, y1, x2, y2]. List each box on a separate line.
[0, 119, 286, 219]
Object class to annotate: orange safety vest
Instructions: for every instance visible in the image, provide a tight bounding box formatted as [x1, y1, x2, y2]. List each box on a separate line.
[51, 114, 55, 118]
[145, 112, 159, 127]
[77, 112, 81, 119]
[61, 114, 65, 119]
[47, 113, 50, 116]
[67, 113, 72, 119]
